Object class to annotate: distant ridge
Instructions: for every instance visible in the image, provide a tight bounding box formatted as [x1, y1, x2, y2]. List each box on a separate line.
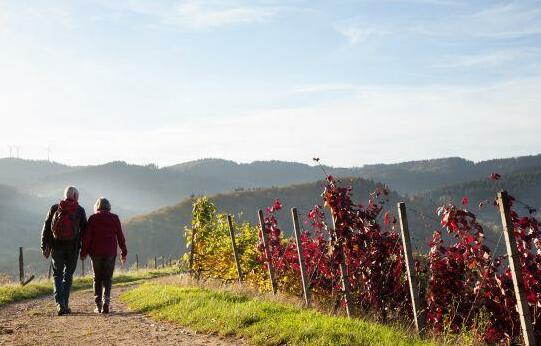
[0, 154, 540, 215]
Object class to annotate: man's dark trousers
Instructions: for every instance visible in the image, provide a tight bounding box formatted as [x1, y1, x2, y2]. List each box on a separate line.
[51, 247, 79, 309]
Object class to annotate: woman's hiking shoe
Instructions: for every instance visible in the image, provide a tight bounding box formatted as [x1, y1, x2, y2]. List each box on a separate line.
[94, 303, 102, 314]
[56, 304, 70, 316]
[102, 303, 109, 314]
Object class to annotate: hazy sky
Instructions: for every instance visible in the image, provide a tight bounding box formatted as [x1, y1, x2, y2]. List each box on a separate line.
[0, 0, 540, 167]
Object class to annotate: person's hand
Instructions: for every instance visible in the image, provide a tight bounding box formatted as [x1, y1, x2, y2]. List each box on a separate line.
[120, 256, 127, 265]
[42, 247, 51, 259]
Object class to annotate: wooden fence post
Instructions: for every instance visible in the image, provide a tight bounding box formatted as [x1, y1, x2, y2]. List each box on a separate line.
[19, 247, 24, 284]
[397, 202, 425, 333]
[330, 215, 354, 317]
[154, 256, 157, 269]
[498, 191, 536, 346]
[291, 208, 311, 307]
[189, 228, 197, 273]
[136, 254, 139, 271]
[18, 247, 34, 286]
[258, 209, 277, 294]
[227, 215, 243, 283]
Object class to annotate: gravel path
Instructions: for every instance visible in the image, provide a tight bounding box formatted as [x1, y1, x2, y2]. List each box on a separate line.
[0, 283, 245, 345]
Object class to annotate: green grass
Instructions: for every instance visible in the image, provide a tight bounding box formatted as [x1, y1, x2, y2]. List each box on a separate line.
[0, 267, 178, 306]
[121, 283, 434, 346]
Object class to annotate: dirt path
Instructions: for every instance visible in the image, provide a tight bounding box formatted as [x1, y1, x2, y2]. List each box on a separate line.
[0, 283, 245, 346]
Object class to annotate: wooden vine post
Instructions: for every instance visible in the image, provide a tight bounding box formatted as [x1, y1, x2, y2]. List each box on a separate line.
[154, 256, 157, 269]
[397, 202, 425, 333]
[291, 208, 312, 307]
[227, 215, 243, 283]
[188, 228, 197, 274]
[330, 214, 354, 317]
[136, 254, 139, 271]
[257, 209, 277, 294]
[497, 191, 536, 346]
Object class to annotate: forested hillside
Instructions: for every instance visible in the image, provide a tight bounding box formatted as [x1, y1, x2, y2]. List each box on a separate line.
[0, 185, 50, 275]
[412, 167, 541, 229]
[123, 177, 440, 264]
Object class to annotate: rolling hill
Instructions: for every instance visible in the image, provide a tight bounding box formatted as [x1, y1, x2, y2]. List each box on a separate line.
[345, 155, 541, 194]
[0, 158, 76, 186]
[0, 185, 51, 276]
[413, 167, 541, 228]
[122, 177, 441, 264]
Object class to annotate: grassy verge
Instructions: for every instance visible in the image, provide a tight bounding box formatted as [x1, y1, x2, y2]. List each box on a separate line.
[121, 283, 434, 346]
[0, 267, 179, 306]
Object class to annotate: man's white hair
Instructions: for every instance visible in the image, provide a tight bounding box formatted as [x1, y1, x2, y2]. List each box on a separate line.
[64, 186, 79, 201]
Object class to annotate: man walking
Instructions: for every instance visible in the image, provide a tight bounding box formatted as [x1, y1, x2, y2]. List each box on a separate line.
[41, 186, 87, 315]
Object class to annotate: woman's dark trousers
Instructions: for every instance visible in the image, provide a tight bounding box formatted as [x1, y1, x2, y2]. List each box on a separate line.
[91, 256, 116, 306]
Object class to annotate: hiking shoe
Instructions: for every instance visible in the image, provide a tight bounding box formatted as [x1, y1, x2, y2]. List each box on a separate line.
[65, 307, 72, 314]
[56, 304, 65, 316]
[94, 303, 102, 314]
[102, 303, 109, 314]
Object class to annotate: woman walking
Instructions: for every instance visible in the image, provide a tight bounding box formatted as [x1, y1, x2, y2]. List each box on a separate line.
[80, 197, 127, 314]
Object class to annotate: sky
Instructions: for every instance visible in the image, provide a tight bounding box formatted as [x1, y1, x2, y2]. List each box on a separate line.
[0, 0, 540, 167]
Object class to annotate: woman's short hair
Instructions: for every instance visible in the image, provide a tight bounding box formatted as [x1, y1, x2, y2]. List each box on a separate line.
[64, 186, 79, 201]
[94, 197, 111, 212]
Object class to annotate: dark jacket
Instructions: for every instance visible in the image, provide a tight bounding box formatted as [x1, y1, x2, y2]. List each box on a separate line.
[81, 211, 127, 258]
[41, 199, 87, 253]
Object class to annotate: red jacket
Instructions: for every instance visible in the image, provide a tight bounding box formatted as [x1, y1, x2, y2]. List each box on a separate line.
[81, 211, 127, 258]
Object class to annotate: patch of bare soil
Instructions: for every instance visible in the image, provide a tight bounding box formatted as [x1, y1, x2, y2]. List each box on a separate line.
[0, 283, 245, 346]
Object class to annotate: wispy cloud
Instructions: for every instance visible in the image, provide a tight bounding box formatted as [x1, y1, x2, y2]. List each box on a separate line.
[333, 22, 387, 45]
[93, 0, 279, 30]
[467, 3, 541, 39]
[412, 2, 541, 39]
[433, 49, 541, 69]
[292, 83, 360, 94]
[378, 0, 466, 6]
[0, 2, 77, 31]
[169, 2, 276, 29]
